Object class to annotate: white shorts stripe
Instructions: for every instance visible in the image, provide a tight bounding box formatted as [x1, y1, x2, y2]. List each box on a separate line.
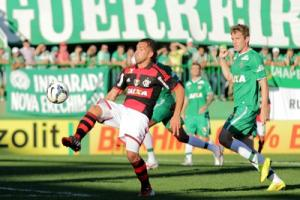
[226, 106, 248, 130]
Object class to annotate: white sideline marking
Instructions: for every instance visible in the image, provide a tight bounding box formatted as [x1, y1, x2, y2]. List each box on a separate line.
[0, 186, 91, 197]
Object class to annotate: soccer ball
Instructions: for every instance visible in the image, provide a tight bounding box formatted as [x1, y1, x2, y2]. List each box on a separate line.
[47, 81, 69, 104]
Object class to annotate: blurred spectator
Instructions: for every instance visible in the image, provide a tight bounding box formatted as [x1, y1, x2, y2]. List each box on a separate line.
[0, 46, 9, 102]
[57, 42, 70, 67]
[217, 44, 228, 101]
[11, 47, 25, 70]
[206, 45, 218, 96]
[168, 42, 187, 78]
[206, 45, 227, 100]
[227, 48, 235, 65]
[284, 48, 295, 66]
[259, 46, 272, 66]
[97, 44, 110, 65]
[19, 39, 35, 68]
[70, 45, 86, 67]
[86, 45, 97, 67]
[49, 46, 58, 66]
[207, 45, 219, 66]
[184, 38, 197, 68]
[157, 46, 169, 65]
[34, 44, 50, 68]
[295, 51, 300, 65]
[0, 47, 9, 65]
[271, 47, 285, 66]
[192, 46, 207, 68]
[111, 44, 126, 68]
[126, 47, 135, 66]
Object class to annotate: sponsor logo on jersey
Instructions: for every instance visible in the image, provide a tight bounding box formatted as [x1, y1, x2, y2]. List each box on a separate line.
[233, 75, 246, 83]
[142, 78, 151, 87]
[241, 55, 249, 61]
[189, 93, 203, 99]
[127, 88, 148, 96]
[134, 79, 140, 86]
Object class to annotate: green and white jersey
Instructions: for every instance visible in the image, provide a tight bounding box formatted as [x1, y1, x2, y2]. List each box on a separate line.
[185, 77, 212, 116]
[231, 49, 266, 111]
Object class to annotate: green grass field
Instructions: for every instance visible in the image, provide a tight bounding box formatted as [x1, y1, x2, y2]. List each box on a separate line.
[0, 154, 299, 200]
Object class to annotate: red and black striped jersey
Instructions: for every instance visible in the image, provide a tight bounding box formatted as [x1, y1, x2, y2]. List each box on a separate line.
[114, 63, 178, 119]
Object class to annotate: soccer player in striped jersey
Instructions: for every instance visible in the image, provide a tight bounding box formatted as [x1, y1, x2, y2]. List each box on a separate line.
[62, 38, 183, 197]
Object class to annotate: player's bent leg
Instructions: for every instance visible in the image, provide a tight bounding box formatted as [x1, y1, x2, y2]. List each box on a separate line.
[143, 132, 159, 170]
[125, 136, 154, 197]
[219, 128, 234, 148]
[174, 127, 189, 143]
[62, 99, 114, 152]
[143, 120, 159, 170]
[62, 105, 102, 151]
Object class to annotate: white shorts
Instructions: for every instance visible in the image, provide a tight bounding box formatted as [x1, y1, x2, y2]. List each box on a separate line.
[256, 121, 265, 137]
[96, 99, 149, 153]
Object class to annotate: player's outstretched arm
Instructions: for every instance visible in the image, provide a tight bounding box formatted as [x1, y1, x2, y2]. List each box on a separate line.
[170, 83, 185, 136]
[219, 50, 233, 82]
[259, 78, 269, 124]
[105, 87, 121, 101]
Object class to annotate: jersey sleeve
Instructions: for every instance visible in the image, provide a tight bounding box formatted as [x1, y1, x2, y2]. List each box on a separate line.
[252, 54, 266, 80]
[113, 69, 127, 91]
[154, 64, 178, 90]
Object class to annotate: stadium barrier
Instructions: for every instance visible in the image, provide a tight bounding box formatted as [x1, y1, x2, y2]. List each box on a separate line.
[1, 119, 299, 155]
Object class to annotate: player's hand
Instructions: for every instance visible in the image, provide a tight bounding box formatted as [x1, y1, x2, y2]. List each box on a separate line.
[219, 49, 228, 59]
[199, 105, 207, 114]
[170, 115, 181, 136]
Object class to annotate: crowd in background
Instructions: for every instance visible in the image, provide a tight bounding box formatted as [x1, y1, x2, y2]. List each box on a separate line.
[0, 39, 299, 102]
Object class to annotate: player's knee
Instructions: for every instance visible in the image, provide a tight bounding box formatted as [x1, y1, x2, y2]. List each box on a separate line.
[176, 128, 189, 143]
[219, 129, 231, 148]
[88, 105, 102, 118]
[126, 151, 140, 163]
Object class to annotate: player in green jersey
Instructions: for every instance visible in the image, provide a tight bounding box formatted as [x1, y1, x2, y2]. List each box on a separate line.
[143, 63, 224, 169]
[181, 63, 219, 166]
[218, 24, 285, 191]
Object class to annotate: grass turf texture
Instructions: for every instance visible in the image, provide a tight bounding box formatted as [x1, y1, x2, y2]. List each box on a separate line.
[0, 154, 299, 199]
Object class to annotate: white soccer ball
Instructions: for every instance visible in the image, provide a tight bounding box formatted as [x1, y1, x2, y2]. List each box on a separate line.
[47, 81, 69, 104]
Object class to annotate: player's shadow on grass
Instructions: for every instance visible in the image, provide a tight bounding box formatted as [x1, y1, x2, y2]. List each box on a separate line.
[187, 183, 300, 192]
[0, 162, 132, 177]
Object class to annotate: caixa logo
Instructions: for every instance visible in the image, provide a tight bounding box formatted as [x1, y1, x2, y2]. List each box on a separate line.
[9, 70, 30, 90]
[0, 123, 60, 148]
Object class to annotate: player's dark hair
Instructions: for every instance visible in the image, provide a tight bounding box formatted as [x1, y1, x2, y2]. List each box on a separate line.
[231, 24, 250, 38]
[139, 38, 157, 62]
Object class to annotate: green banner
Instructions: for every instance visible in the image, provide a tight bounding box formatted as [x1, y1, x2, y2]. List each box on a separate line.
[266, 66, 300, 88]
[1, 0, 300, 48]
[6, 67, 110, 116]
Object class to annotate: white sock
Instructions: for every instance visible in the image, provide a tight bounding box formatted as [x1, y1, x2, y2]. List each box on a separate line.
[185, 144, 193, 162]
[188, 136, 217, 153]
[143, 132, 156, 163]
[230, 139, 256, 161]
[268, 171, 282, 184]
